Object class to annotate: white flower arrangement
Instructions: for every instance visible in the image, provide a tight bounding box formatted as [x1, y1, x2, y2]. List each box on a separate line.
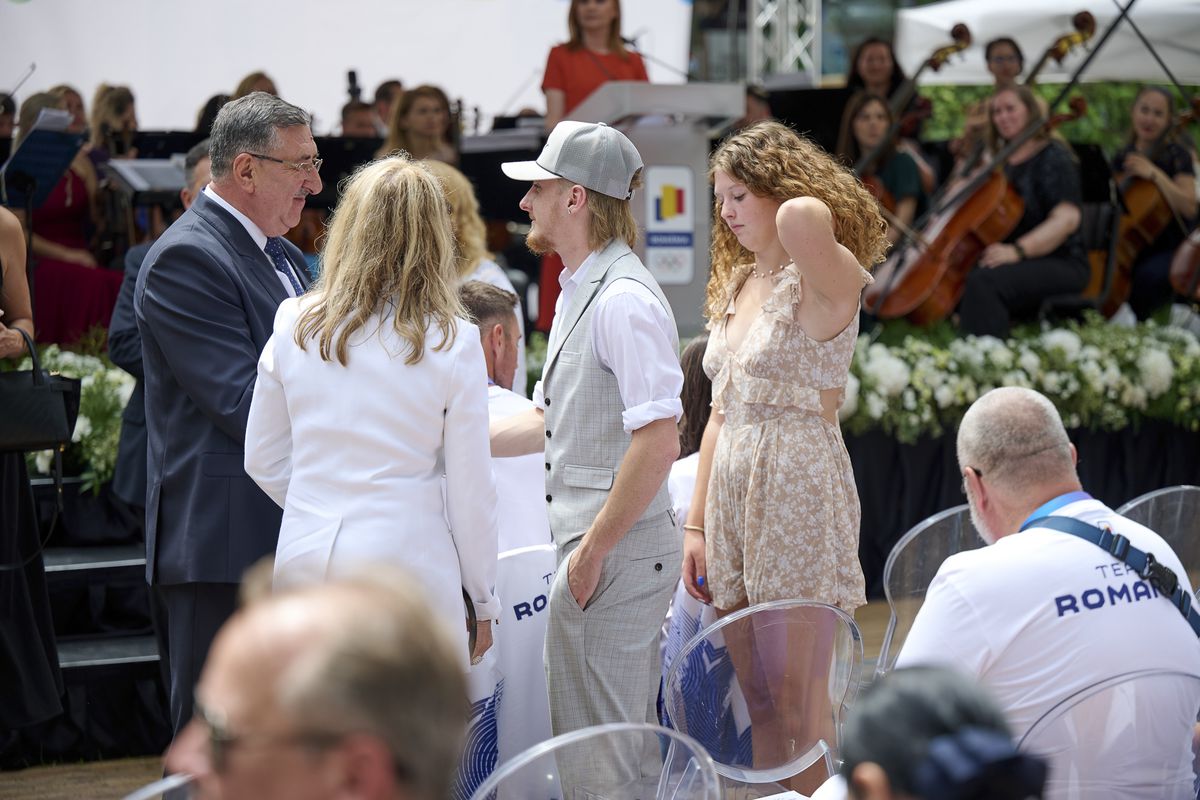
[842, 314, 1200, 443]
[14, 345, 135, 492]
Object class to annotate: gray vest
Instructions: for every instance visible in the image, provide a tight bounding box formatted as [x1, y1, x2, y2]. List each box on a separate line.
[542, 241, 678, 549]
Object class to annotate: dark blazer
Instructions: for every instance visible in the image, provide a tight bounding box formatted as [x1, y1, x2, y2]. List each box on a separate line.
[134, 190, 309, 585]
[108, 241, 152, 508]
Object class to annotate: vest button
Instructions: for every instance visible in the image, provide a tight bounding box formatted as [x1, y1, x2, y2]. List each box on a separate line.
[545, 463, 550, 471]
[655, 563, 663, 571]
[544, 398, 551, 406]
[546, 494, 552, 502]
[545, 430, 552, 438]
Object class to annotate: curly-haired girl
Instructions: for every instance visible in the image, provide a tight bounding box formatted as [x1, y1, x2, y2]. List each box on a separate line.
[682, 120, 887, 616]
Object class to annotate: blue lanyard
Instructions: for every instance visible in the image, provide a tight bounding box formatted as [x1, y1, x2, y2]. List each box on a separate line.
[1020, 491, 1092, 532]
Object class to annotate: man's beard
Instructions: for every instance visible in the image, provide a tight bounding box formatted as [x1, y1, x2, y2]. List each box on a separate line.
[525, 224, 555, 256]
[967, 493, 998, 545]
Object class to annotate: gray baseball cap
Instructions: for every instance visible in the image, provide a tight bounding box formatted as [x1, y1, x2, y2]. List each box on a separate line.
[501, 121, 643, 199]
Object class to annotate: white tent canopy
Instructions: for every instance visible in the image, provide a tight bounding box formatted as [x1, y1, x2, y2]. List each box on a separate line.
[895, 0, 1200, 86]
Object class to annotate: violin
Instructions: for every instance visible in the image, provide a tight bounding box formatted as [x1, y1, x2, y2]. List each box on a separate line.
[864, 98, 1088, 324]
[1097, 97, 1200, 317]
[1170, 226, 1200, 302]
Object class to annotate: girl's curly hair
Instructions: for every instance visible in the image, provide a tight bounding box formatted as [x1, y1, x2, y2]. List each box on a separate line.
[705, 121, 888, 323]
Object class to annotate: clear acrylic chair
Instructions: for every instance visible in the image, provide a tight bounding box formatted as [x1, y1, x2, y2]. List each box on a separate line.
[1116, 485, 1200, 591]
[875, 504, 986, 679]
[661, 599, 863, 795]
[120, 773, 193, 799]
[1017, 669, 1200, 800]
[467, 721, 721, 800]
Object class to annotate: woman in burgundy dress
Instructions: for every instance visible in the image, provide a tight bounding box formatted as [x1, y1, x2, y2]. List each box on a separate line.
[14, 92, 122, 346]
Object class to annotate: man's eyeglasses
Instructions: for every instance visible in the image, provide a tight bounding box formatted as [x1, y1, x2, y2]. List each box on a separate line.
[194, 697, 341, 771]
[246, 153, 323, 174]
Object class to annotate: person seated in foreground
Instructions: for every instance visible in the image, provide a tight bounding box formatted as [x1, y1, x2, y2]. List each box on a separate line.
[460, 279, 552, 551]
[897, 387, 1200, 741]
[816, 665, 1046, 800]
[164, 570, 468, 800]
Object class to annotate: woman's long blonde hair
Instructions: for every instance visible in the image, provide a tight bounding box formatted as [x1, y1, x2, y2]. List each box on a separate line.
[705, 121, 888, 323]
[294, 155, 464, 366]
[422, 160, 493, 279]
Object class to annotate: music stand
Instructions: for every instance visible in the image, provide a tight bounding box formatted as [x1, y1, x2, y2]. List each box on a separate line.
[134, 130, 205, 160]
[0, 126, 86, 295]
[105, 158, 187, 209]
[306, 136, 382, 211]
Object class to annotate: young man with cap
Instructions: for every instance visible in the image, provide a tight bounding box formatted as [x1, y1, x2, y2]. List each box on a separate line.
[494, 121, 684, 782]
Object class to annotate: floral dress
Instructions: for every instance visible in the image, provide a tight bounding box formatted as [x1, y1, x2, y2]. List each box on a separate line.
[702, 261, 868, 612]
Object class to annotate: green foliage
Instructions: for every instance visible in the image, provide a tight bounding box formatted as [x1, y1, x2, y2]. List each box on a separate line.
[917, 82, 1200, 154]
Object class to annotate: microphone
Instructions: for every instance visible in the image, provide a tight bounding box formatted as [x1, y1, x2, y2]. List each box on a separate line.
[347, 70, 361, 102]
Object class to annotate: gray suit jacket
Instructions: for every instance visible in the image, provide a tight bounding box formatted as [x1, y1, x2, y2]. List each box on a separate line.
[134, 191, 309, 585]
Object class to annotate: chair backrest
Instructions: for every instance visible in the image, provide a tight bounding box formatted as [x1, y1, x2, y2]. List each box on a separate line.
[467, 721, 722, 800]
[661, 599, 863, 785]
[1116, 485, 1200, 591]
[1017, 669, 1200, 800]
[121, 774, 194, 800]
[875, 504, 986, 679]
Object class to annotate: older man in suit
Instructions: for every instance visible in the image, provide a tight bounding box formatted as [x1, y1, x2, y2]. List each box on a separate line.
[135, 92, 320, 735]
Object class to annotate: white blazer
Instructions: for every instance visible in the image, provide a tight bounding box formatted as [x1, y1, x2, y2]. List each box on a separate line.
[245, 297, 501, 657]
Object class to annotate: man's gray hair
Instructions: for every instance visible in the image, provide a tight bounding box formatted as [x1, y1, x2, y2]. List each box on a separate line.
[208, 92, 310, 180]
[957, 387, 1075, 493]
[273, 574, 467, 800]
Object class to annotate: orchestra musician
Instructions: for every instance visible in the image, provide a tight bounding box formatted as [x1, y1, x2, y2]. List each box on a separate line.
[1110, 86, 1197, 318]
[956, 86, 1088, 338]
[837, 92, 925, 244]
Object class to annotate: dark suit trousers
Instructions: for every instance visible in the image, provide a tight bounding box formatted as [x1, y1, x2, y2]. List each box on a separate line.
[957, 255, 1090, 338]
[158, 582, 240, 736]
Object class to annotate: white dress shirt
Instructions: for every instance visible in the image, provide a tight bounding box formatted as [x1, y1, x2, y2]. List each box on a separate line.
[486, 385, 552, 551]
[532, 249, 683, 432]
[203, 185, 302, 297]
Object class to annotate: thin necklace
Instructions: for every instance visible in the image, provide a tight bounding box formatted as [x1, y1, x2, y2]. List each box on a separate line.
[749, 259, 792, 280]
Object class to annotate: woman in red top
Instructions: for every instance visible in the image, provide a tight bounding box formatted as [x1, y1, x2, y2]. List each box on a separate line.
[537, 0, 648, 330]
[542, 0, 648, 129]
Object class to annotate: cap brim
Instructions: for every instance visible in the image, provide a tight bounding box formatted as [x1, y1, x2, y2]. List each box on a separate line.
[501, 160, 560, 183]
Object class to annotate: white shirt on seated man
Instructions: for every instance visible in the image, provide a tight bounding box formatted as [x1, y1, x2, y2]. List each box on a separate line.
[461, 280, 552, 552]
[895, 387, 1200, 789]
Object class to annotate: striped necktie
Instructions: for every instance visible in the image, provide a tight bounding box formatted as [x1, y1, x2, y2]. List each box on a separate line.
[265, 237, 303, 296]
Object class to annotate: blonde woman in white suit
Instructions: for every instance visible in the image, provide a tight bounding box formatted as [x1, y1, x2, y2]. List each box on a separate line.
[245, 155, 499, 666]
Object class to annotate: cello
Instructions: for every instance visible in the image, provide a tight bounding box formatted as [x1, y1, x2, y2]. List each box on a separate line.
[1170, 226, 1200, 302]
[863, 97, 1087, 324]
[1096, 97, 1200, 317]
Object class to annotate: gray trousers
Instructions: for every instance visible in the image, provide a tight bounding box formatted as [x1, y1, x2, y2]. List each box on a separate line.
[544, 512, 680, 788]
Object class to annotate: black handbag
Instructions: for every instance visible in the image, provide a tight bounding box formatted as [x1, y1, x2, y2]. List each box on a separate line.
[0, 328, 81, 453]
[0, 328, 81, 571]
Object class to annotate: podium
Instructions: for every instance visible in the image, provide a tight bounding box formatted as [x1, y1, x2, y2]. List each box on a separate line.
[569, 82, 743, 336]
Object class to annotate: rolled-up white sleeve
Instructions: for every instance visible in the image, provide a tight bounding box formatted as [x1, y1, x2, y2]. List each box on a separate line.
[444, 330, 502, 621]
[244, 326, 292, 508]
[592, 280, 684, 432]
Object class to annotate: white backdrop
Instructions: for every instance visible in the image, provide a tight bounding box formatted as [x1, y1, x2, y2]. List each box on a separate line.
[0, 0, 693, 133]
[896, 0, 1200, 85]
